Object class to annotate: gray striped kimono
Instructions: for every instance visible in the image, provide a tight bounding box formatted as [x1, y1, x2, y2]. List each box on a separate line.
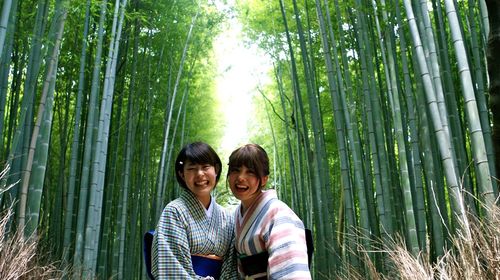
[152, 189, 238, 279]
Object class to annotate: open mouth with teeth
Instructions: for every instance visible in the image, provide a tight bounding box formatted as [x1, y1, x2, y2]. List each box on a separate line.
[234, 184, 249, 192]
[194, 180, 210, 187]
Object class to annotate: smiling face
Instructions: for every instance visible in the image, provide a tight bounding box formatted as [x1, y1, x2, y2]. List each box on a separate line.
[179, 161, 217, 206]
[227, 144, 270, 212]
[228, 165, 268, 211]
[174, 142, 222, 208]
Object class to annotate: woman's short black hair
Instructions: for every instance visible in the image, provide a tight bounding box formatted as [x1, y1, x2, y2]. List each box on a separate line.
[175, 142, 222, 189]
[227, 144, 269, 188]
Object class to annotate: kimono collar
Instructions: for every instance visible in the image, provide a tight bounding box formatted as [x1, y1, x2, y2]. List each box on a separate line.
[180, 189, 214, 219]
[206, 198, 214, 218]
[236, 190, 277, 230]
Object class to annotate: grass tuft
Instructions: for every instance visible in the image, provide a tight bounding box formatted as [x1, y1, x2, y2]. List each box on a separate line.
[337, 203, 500, 280]
[0, 206, 63, 280]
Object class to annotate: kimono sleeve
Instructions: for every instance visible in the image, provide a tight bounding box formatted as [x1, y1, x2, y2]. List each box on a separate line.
[265, 205, 312, 280]
[152, 205, 205, 280]
[219, 223, 239, 279]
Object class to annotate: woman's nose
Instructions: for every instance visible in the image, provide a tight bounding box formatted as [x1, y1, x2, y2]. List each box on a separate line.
[236, 172, 246, 181]
[196, 168, 204, 175]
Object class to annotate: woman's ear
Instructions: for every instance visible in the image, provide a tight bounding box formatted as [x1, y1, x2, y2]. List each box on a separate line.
[261, 175, 269, 187]
[178, 170, 185, 181]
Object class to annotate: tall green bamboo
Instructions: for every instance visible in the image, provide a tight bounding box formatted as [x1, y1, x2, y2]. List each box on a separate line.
[339, 8, 380, 253]
[117, 63, 135, 280]
[403, 0, 469, 235]
[2, 0, 47, 211]
[444, 0, 495, 207]
[17, 0, 49, 210]
[140, 44, 154, 276]
[315, 0, 372, 268]
[0, 0, 12, 59]
[115, 7, 139, 279]
[372, 0, 421, 255]
[24, 0, 68, 237]
[155, 9, 199, 220]
[278, 0, 333, 275]
[274, 63, 302, 217]
[0, 0, 19, 180]
[73, 0, 107, 270]
[83, 0, 128, 275]
[293, 0, 338, 275]
[101, 65, 126, 278]
[431, 0, 474, 205]
[467, 0, 497, 195]
[14, 0, 52, 232]
[394, 0, 428, 254]
[63, 0, 91, 264]
[417, 0, 451, 140]
[486, 0, 500, 182]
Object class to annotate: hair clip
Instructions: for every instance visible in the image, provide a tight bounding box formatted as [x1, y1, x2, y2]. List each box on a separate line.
[179, 161, 183, 165]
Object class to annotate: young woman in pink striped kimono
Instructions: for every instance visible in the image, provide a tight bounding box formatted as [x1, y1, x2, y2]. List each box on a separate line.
[227, 144, 312, 280]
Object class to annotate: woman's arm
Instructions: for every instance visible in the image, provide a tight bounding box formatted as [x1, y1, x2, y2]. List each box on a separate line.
[265, 205, 311, 280]
[152, 205, 204, 280]
[219, 227, 239, 279]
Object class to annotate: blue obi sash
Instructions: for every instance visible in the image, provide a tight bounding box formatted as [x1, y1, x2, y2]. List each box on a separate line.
[191, 255, 223, 279]
[143, 230, 223, 279]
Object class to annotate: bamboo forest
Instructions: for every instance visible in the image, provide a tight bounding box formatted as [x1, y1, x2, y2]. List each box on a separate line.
[0, 0, 499, 278]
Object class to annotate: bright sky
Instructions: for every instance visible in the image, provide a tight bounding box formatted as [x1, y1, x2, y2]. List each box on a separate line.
[213, 3, 272, 157]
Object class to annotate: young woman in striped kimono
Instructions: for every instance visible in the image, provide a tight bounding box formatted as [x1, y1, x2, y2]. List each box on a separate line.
[227, 144, 312, 280]
[152, 142, 238, 279]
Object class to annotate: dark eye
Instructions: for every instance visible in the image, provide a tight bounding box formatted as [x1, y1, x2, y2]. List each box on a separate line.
[202, 165, 212, 170]
[229, 167, 240, 173]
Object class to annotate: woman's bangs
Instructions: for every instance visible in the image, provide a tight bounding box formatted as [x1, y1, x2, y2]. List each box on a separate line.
[230, 149, 258, 171]
[186, 147, 213, 165]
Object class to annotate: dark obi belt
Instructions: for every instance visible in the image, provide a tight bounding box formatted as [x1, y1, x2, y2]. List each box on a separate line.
[191, 254, 223, 279]
[238, 229, 314, 279]
[239, 251, 269, 280]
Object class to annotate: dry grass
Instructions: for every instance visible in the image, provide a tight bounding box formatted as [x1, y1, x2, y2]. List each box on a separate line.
[338, 204, 500, 280]
[0, 206, 63, 280]
[434, 204, 500, 280]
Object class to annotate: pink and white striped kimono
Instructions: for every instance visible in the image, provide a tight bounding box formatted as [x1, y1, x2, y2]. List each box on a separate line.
[235, 190, 311, 280]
